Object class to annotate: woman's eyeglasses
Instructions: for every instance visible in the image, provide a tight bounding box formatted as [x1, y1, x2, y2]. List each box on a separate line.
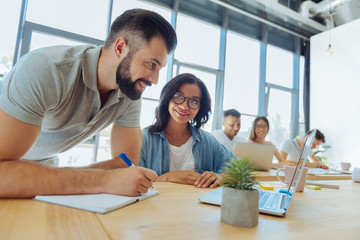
[255, 124, 268, 129]
[172, 93, 200, 110]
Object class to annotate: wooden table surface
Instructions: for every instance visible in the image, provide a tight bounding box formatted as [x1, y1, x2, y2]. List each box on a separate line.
[1, 181, 359, 240]
[0, 198, 108, 240]
[97, 181, 360, 240]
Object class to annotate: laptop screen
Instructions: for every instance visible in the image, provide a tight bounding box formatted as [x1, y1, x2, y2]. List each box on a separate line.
[286, 129, 317, 195]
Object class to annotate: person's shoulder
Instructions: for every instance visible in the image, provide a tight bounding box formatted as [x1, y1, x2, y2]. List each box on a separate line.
[198, 128, 227, 147]
[264, 140, 275, 146]
[197, 128, 212, 137]
[193, 127, 212, 140]
[210, 129, 222, 134]
[280, 138, 293, 147]
[235, 135, 248, 143]
[141, 127, 150, 135]
[141, 128, 154, 146]
[141, 127, 162, 139]
[32, 45, 96, 63]
[18, 45, 95, 71]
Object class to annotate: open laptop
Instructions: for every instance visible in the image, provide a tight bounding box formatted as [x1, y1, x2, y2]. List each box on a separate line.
[233, 142, 276, 171]
[199, 129, 317, 217]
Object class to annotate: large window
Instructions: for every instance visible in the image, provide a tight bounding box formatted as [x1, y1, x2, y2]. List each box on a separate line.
[223, 31, 260, 138]
[266, 45, 293, 88]
[266, 89, 292, 146]
[27, 0, 109, 40]
[30, 33, 85, 51]
[0, 1, 21, 76]
[265, 44, 297, 146]
[175, 13, 220, 69]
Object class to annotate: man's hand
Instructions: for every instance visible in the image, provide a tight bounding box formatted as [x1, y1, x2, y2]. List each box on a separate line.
[155, 170, 201, 185]
[104, 167, 157, 196]
[307, 161, 329, 169]
[194, 171, 223, 188]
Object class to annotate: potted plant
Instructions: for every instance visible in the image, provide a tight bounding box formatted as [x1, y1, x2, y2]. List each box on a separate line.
[221, 158, 259, 227]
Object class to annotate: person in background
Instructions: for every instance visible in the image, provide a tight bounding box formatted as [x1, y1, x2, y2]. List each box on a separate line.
[248, 116, 287, 165]
[211, 109, 247, 152]
[0, 9, 177, 198]
[279, 130, 328, 169]
[140, 73, 235, 188]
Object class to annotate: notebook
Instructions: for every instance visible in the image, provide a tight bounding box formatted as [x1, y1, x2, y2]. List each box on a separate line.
[233, 142, 276, 171]
[199, 129, 317, 217]
[34, 190, 159, 214]
[305, 180, 340, 189]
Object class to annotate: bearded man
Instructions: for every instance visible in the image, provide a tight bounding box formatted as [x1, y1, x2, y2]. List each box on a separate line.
[0, 9, 177, 198]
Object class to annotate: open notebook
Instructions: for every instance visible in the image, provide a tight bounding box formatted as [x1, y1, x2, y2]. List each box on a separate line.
[34, 190, 159, 214]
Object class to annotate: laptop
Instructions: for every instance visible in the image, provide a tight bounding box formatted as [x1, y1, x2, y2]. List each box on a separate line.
[233, 142, 276, 171]
[199, 129, 317, 217]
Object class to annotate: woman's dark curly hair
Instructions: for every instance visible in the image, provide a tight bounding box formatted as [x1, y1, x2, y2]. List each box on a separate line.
[148, 73, 211, 133]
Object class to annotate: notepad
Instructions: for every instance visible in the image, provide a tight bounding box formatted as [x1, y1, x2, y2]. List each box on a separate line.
[305, 180, 340, 189]
[308, 168, 345, 175]
[34, 190, 159, 214]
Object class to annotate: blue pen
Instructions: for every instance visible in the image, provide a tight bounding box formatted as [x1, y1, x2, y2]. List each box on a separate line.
[119, 153, 136, 167]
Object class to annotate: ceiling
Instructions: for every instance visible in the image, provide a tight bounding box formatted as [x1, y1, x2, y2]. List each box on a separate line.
[143, 0, 360, 55]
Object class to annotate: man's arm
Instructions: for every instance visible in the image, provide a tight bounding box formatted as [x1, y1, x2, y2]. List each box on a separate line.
[277, 151, 297, 166]
[0, 160, 156, 198]
[85, 125, 142, 170]
[0, 108, 41, 160]
[307, 155, 328, 169]
[0, 109, 156, 198]
[110, 125, 142, 165]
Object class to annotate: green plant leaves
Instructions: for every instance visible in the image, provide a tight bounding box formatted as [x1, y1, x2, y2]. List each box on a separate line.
[222, 157, 258, 191]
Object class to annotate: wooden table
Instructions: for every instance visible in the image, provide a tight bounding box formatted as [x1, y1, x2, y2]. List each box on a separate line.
[1, 181, 359, 239]
[0, 198, 108, 239]
[255, 169, 352, 181]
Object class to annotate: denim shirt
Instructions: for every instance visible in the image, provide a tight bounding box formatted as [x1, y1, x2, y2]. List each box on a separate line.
[140, 125, 235, 176]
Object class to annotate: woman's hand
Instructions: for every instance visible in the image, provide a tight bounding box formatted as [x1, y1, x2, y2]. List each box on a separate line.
[194, 171, 224, 188]
[156, 170, 201, 185]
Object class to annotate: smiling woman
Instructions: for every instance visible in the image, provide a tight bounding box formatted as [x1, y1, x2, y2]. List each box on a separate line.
[248, 116, 286, 164]
[140, 73, 235, 188]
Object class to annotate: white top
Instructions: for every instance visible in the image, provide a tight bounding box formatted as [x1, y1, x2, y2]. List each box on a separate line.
[210, 129, 247, 152]
[279, 138, 314, 163]
[169, 137, 195, 171]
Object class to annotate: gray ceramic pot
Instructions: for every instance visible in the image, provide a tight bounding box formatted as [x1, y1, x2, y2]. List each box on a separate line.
[221, 187, 259, 227]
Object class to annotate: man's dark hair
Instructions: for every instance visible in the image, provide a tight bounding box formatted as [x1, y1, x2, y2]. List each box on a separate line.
[104, 9, 177, 53]
[307, 129, 325, 143]
[148, 73, 211, 133]
[223, 109, 241, 118]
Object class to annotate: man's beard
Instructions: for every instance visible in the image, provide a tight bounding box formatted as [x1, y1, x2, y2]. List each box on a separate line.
[116, 53, 150, 100]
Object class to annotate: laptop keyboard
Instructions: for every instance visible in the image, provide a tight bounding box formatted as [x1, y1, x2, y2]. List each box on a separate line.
[259, 191, 282, 210]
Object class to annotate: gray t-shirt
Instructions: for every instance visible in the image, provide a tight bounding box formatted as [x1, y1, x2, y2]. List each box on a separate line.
[0, 45, 141, 162]
[279, 138, 314, 162]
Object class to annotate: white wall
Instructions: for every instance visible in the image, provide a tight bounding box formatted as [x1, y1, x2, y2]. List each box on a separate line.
[310, 18, 360, 170]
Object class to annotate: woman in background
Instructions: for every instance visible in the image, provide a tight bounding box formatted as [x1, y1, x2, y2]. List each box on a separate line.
[249, 116, 292, 166]
[140, 73, 234, 188]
